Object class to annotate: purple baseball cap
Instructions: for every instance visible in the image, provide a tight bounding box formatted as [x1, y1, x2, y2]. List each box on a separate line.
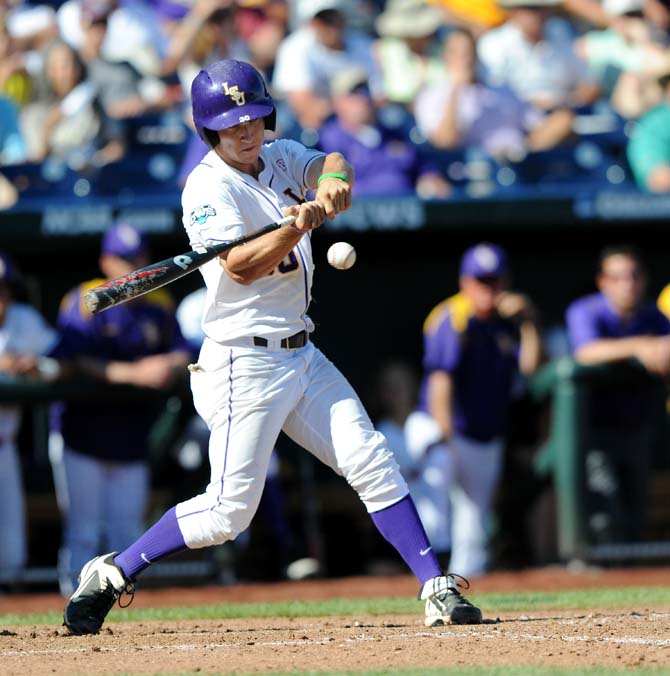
[460, 243, 508, 278]
[102, 222, 147, 260]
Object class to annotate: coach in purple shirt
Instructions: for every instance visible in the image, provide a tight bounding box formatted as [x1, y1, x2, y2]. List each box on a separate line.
[565, 244, 670, 543]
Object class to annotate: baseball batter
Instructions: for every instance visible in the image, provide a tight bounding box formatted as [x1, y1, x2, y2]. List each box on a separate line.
[63, 59, 482, 633]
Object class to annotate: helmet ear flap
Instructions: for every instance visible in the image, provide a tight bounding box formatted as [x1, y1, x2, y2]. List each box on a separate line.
[203, 128, 219, 148]
[264, 108, 276, 132]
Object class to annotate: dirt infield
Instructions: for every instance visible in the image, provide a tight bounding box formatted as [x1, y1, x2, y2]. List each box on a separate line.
[2, 566, 670, 675]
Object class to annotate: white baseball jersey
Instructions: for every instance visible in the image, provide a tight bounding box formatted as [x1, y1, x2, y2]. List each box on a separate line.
[182, 139, 325, 344]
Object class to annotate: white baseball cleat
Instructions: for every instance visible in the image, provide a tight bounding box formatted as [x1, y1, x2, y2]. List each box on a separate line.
[63, 552, 135, 635]
[420, 574, 483, 627]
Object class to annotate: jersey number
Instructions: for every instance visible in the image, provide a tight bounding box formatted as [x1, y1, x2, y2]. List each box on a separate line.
[269, 250, 299, 276]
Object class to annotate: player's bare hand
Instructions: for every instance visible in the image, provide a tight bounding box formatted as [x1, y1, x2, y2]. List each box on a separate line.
[285, 200, 327, 233]
[496, 292, 537, 322]
[315, 177, 351, 219]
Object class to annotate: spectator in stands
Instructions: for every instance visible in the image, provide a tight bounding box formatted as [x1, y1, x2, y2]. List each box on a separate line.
[414, 27, 573, 161]
[49, 222, 191, 595]
[477, 0, 601, 112]
[76, 0, 175, 119]
[575, 0, 670, 119]
[418, 243, 542, 576]
[0, 251, 58, 582]
[373, 360, 452, 567]
[0, 93, 26, 163]
[2, 0, 57, 70]
[20, 38, 125, 167]
[272, 0, 378, 130]
[372, 0, 445, 108]
[173, 1, 251, 105]
[0, 9, 33, 107]
[57, 0, 163, 77]
[425, 0, 506, 36]
[565, 244, 670, 543]
[627, 74, 670, 192]
[317, 66, 451, 198]
[234, 0, 289, 75]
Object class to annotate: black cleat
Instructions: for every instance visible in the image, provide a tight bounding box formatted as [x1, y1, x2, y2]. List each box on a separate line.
[420, 574, 483, 626]
[63, 552, 134, 635]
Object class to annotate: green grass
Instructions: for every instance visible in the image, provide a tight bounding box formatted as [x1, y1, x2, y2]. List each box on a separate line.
[1, 585, 669, 627]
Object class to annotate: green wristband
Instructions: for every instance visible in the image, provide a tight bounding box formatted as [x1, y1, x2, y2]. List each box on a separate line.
[317, 172, 348, 186]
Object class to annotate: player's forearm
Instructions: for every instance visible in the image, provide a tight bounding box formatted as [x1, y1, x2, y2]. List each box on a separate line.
[308, 152, 354, 190]
[221, 226, 304, 284]
[429, 87, 463, 149]
[427, 370, 454, 440]
[574, 336, 653, 365]
[518, 320, 543, 376]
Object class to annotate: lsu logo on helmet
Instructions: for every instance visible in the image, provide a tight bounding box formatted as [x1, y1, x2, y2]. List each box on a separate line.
[223, 82, 246, 106]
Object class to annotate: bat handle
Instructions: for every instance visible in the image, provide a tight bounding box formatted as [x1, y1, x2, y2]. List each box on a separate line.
[277, 215, 297, 227]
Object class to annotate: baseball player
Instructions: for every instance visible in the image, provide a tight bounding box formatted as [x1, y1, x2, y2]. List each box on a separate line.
[0, 252, 58, 579]
[566, 245, 670, 543]
[415, 243, 542, 577]
[62, 59, 482, 634]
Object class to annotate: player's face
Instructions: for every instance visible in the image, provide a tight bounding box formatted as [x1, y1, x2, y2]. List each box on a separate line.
[215, 118, 265, 174]
[460, 275, 504, 319]
[598, 254, 646, 314]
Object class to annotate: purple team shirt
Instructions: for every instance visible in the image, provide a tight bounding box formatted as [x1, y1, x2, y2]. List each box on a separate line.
[566, 292, 670, 350]
[317, 118, 438, 197]
[50, 282, 190, 461]
[566, 292, 670, 427]
[420, 304, 521, 442]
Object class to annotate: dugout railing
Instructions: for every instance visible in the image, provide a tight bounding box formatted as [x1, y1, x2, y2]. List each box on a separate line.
[529, 358, 670, 564]
[0, 376, 224, 587]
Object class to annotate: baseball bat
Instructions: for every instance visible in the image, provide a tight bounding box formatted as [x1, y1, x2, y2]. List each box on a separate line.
[85, 215, 296, 314]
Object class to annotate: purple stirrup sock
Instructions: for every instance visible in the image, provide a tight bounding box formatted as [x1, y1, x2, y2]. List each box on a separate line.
[114, 506, 187, 580]
[370, 494, 442, 585]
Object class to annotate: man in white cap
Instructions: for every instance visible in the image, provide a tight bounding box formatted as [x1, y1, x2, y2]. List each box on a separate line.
[272, 0, 378, 130]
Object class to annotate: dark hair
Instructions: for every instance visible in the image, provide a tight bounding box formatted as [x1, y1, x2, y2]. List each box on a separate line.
[597, 244, 645, 274]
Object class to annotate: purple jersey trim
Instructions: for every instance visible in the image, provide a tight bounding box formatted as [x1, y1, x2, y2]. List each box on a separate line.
[295, 242, 310, 323]
[239, 177, 283, 219]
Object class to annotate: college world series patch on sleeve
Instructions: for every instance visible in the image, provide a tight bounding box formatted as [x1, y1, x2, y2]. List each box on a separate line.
[190, 205, 217, 226]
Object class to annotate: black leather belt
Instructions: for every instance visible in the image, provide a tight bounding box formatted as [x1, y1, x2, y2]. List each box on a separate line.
[253, 330, 308, 349]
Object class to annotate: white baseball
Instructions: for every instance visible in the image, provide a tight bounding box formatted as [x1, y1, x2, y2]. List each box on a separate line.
[327, 242, 357, 270]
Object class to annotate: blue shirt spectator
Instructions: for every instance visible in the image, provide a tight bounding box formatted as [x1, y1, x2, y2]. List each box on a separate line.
[0, 95, 26, 164]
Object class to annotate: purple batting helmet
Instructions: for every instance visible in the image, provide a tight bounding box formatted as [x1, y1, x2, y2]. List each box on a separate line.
[191, 59, 276, 149]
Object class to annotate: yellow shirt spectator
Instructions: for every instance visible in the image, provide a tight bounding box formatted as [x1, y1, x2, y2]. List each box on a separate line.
[427, 0, 507, 32]
[658, 283, 670, 318]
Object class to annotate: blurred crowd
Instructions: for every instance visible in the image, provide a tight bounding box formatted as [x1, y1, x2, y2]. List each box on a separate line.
[1, 0, 670, 209]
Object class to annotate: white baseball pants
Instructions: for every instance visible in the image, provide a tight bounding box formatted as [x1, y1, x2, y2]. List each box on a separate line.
[49, 434, 149, 594]
[0, 441, 27, 574]
[176, 339, 408, 549]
